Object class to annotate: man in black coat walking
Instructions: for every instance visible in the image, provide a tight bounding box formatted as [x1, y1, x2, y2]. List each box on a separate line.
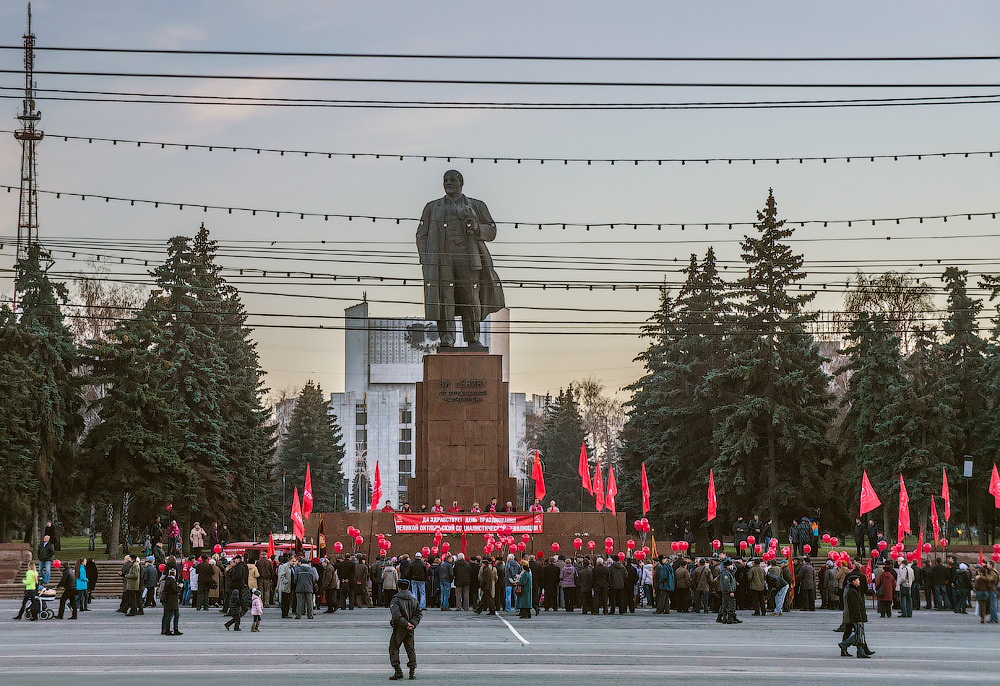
[839, 575, 871, 658]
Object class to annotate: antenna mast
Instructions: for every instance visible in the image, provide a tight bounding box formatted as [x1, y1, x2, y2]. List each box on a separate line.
[13, 3, 43, 302]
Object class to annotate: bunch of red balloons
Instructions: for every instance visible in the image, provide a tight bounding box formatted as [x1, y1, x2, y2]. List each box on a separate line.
[632, 518, 651, 533]
[377, 534, 391, 552]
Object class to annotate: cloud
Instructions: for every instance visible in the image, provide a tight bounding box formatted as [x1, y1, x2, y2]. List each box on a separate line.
[147, 24, 207, 49]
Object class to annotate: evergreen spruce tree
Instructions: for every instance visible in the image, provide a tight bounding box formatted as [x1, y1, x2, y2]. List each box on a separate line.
[619, 249, 732, 540]
[278, 382, 345, 513]
[79, 301, 191, 557]
[939, 267, 987, 540]
[711, 190, 834, 526]
[151, 233, 227, 524]
[191, 228, 276, 539]
[537, 386, 589, 510]
[980, 274, 1000, 494]
[10, 243, 83, 542]
[870, 325, 960, 537]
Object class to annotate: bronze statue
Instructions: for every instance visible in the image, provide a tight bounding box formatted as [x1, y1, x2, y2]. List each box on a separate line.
[416, 170, 505, 350]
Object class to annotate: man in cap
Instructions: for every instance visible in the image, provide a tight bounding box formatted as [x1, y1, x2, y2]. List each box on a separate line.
[388, 579, 422, 680]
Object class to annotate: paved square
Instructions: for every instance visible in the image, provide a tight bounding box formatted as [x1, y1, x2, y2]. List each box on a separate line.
[1, 601, 995, 684]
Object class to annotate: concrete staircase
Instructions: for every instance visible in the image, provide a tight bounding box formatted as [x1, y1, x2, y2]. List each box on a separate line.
[0, 559, 129, 600]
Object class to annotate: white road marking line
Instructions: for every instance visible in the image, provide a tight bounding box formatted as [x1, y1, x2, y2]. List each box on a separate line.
[497, 614, 530, 645]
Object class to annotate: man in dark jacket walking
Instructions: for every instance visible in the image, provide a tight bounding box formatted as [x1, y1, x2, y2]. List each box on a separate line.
[839, 575, 871, 658]
[336, 555, 356, 610]
[389, 579, 423, 680]
[160, 569, 182, 635]
[453, 553, 472, 610]
[608, 558, 627, 614]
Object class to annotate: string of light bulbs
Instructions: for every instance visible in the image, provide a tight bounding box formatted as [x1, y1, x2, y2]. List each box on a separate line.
[1, 128, 994, 167]
[2, 184, 996, 230]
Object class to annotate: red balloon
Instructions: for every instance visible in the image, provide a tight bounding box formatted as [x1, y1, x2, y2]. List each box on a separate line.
[627, 540, 636, 550]
[828, 550, 838, 559]
[870, 549, 879, 558]
[642, 546, 650, 555]
[484, 545, 493, 554]
[384, 541, 391, 550]
[641, 517, 650, 527]
[355, 536, 363, 546]
[890, 551, 899, 560]
[348, 526, 357, 537]
[642, 522, 651, 533]
[52, 559, 61, 569]
[618, 552, 626, 562]
[377, 532, 385, 539]
[671, 542, 679, 552]
[421, 546, 430, 557]
[333, 541, 343, 553]
[993, 543, 1000, 552]
[877, 540, 888, 551]
[522, 533, 531, 543]
[634, 520, 642, 531]
[605, 546, 614, 555]
[165, 503, 173, 512]
[754, 544, 763, 555]
[782, 547, 790, 557]
[635, 551, 645, 561]
[739, 541, 748, 550]
[802, 544, 811, 554]
[573, 538, 583, 550]
[830, 537, 839, 547]
[431, 546, 439, 556]
[747, 535, 756, 546]
[214, 544, 222, 554]
[517, 542, 526, 552]
[923, 543, 932, 553]
[441, 542, 450, 552]
[711, 539, 721, 550]
[605, 537, 614, 544]
[158, 563, 166, 572]
[940, 538, 949, 547]
[993, 552, 1000, 563]
[551, 542, 560, 553]
[769, 538, 778, 548]
[587, 540, 596, 550]
[822, 534, 831, 544]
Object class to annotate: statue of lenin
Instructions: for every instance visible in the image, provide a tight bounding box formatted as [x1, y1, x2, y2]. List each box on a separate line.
[416, 170, 505, 350]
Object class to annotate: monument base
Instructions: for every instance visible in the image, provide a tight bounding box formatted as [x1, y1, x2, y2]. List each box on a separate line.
[408, 352, 516, 510]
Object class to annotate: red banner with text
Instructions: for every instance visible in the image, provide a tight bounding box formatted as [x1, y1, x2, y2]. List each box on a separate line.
[393, 513, 543, 535]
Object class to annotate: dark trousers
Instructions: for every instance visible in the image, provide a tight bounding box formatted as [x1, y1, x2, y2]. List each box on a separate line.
[17, 589, 37, 619]
[225, 613, 241, 630]
[609, 588, 625, 614]
[595, 588, 608, 613]
[161, 608, 179, 633]
[579, 588, 593, 614]
[58, 589, 77, 618]
[389, 627, 416, 672]
[800, 589, 815, 610]
[281, 589, 292, 617]
[544, 585, 558, 610]
[656, 590, 670, 613]
[475, 592, 494, 614]
[435, 263, 481, 345]
[373, 583, 383, 607]
[563, 587, 577, 612]
[674, 588, 689, 612]
[197, 588, 209, 610]
[751, 589, 766, 615]
[127, 590, 141, 614]
[326, 589, 339, 612]
[340, 583, 355, 609]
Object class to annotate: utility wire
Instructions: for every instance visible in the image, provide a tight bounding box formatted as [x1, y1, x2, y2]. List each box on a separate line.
[2, 46, 996, 62]
[8, 128, 993, 167]
[1, 184, 995, 230]
[2, 68, 998, 88]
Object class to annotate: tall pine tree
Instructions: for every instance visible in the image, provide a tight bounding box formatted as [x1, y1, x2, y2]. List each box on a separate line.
[620, 249, 732, 541]
[712, 190, 833, 526]
[278, 382, 345, 514]
[79, 301, 191, 557]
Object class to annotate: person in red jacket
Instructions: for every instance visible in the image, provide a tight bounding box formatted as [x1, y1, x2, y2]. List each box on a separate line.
[381, 501, 395, 513]
[446, 501, 462, 513]
[875, 564, 895, 618]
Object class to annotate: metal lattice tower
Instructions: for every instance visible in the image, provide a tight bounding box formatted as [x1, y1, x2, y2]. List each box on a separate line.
[14, 3, 43, 298]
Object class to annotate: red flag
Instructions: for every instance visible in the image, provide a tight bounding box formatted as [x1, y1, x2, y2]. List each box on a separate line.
[989, 463, 1000, 508]
[579, 443, 593, 495]
[942, 468, 951, 521]
[266, 532, 275, 560]
[291, 487, 305, 540]
[303, 463, 313, 520]
[606, 464, 618, 516]
[979, 548, 984, 566]
[916, 527, 924, 568]
[864, 558, 872, 584]
[707, 469, 717, 522]
[532, 450, 545, 502]
[860, 470, 881, 516]
[371, 462, 382, 512]
[641, 462, 651, 516]
[461, 532, 467, 557]
[787, 554, 795, 600]
[897, 474, 911, 543]
[930, 496, 940, 546]
[317, 514, 327, 557]
[593, 460, 605, 512]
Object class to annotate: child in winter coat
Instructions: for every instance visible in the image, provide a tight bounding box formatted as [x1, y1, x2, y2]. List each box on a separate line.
[224, 588, 243, 631]
[251, 589, 263, 632]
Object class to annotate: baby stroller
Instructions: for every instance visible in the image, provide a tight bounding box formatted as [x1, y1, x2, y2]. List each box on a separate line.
[28, 588, 57, 620]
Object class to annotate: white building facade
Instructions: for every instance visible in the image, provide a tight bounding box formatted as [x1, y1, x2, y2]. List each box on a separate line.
[329, 301, 532, 511]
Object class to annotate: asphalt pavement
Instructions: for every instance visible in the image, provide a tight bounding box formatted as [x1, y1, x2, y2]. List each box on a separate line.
[1, 600, 995, 684]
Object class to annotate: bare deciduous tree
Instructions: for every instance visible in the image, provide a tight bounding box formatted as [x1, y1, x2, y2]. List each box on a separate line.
[844, 270, 934, 351]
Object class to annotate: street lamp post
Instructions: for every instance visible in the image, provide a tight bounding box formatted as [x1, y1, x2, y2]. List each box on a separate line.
[964, 456, 974, 544]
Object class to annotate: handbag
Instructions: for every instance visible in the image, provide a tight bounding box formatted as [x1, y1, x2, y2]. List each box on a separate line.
[514, 584, 524, 597]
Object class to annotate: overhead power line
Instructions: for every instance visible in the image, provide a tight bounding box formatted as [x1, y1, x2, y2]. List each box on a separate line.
[1, 68, 998, 89]
[1, 46, 997, 62]
[9, 129, 993, 167]
[1, 184, 996, 230]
